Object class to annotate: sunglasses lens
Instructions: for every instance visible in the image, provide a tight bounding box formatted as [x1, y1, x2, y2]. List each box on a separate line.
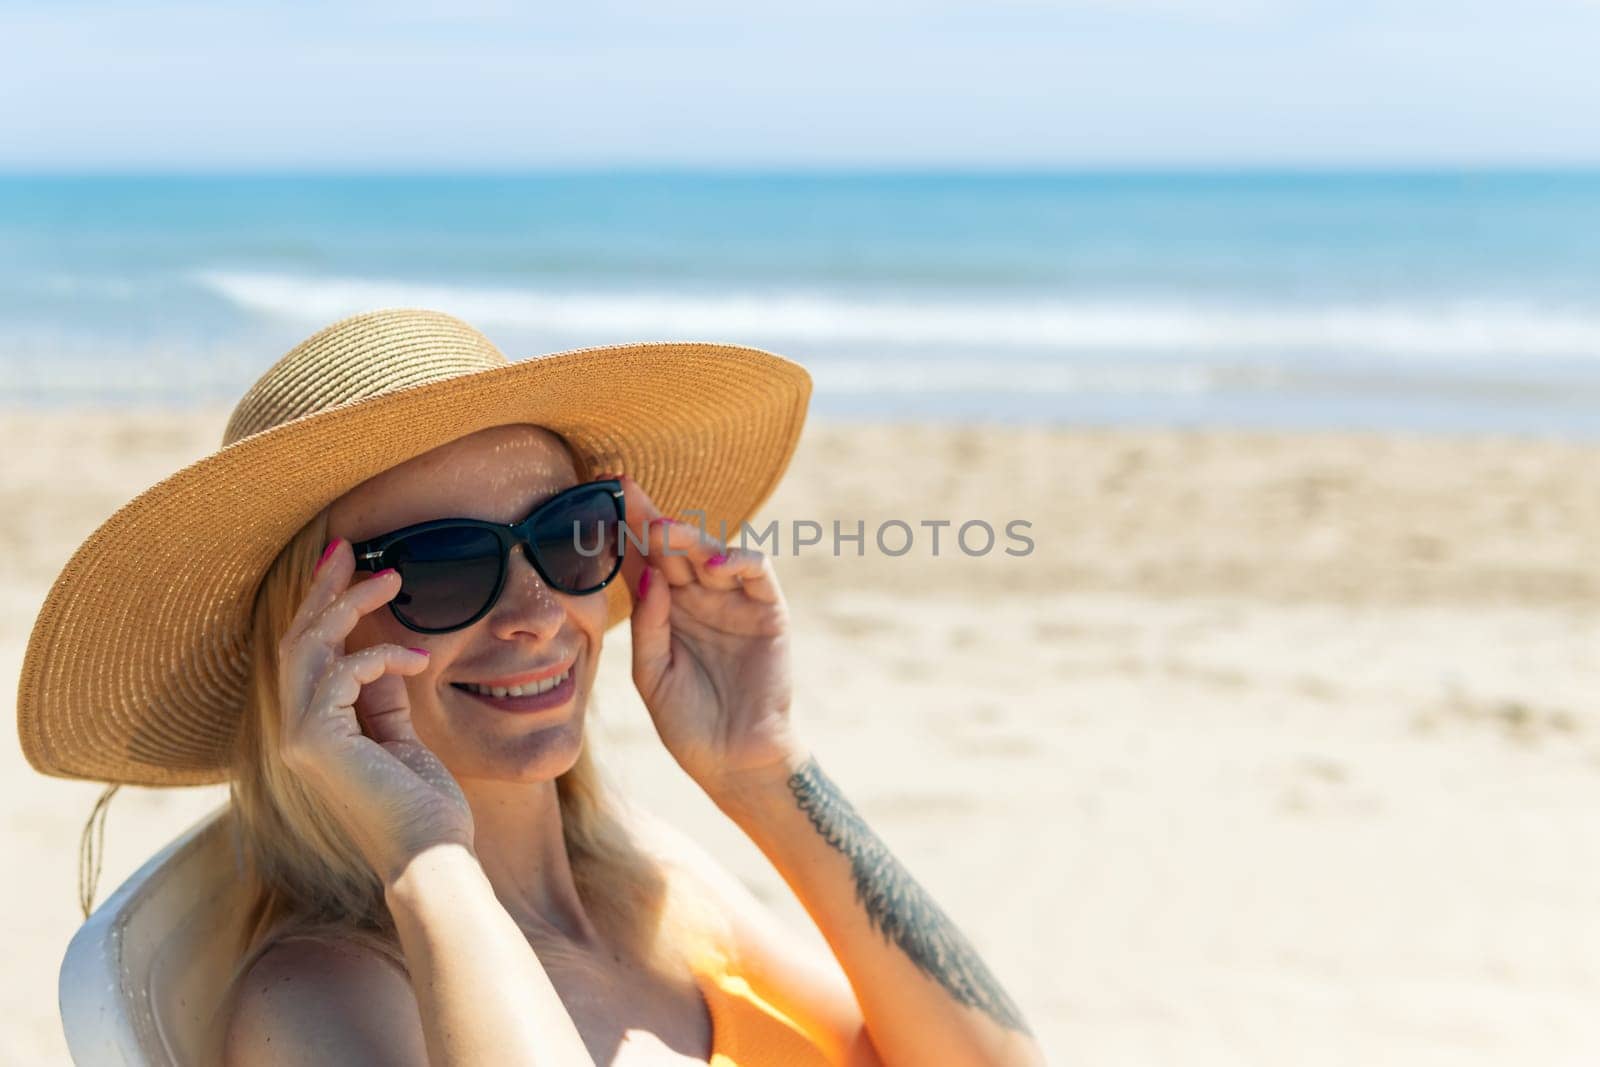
[528, 485, 623, 593]
[388, 526, 503, 631]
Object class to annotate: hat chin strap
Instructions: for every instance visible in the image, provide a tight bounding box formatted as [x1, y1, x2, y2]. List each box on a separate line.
[78, 783, 121, 919]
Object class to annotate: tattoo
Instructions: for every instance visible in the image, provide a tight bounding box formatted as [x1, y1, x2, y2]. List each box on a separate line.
[787, 757, 1034, 1036]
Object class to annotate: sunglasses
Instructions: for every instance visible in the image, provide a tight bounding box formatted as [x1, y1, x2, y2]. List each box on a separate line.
[350, 479, 627, 634]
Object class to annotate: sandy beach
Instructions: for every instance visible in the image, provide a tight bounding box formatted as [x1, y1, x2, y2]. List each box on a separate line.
[5, 406, 1600, 1065]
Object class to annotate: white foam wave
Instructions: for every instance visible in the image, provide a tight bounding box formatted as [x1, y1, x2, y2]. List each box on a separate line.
[807, 361, 1212, 394]
[194, 269, 1600, 361]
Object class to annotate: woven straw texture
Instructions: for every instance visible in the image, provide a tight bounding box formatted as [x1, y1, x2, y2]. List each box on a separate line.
[17, 309, 812, 786]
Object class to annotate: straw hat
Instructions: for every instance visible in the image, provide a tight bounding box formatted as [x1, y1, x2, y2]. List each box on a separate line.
[16, 308, 812, 787]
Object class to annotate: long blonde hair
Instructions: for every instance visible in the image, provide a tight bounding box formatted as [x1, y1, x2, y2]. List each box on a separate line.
[227, 471, 730, 992]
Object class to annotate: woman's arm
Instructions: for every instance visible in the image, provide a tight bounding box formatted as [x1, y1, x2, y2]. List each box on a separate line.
[709, 748, 1046, 1067]
[610, 477, 1045, 1066]
[386, 842, 598, 1067]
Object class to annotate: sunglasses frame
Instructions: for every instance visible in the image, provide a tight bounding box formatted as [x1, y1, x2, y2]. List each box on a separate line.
[349, 478, 627, 634]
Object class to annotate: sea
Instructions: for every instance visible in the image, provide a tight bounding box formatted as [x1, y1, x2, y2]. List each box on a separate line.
[3, 170, 1600, 436]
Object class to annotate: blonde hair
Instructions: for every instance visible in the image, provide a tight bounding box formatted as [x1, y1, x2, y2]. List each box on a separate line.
[226, 466, 730, 995]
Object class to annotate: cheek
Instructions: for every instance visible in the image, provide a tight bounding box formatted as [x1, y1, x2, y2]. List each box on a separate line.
[550, 596, 608, 709]
[571, 599, 609, 658]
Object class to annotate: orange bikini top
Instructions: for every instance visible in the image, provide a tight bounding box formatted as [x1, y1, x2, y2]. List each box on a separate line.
[690, 949, 844, 1067]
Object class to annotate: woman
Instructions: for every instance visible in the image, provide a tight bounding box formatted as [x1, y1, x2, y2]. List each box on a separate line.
[19, 309, 1042, 1066]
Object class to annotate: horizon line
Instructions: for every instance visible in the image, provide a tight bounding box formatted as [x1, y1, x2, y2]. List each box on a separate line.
[6, 162, 1600, 180]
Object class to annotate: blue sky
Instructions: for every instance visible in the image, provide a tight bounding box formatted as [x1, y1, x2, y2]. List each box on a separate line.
[3, 1, 1600, 170]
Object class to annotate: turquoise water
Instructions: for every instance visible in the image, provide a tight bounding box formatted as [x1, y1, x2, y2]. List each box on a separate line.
[4, 171, 1600, 433]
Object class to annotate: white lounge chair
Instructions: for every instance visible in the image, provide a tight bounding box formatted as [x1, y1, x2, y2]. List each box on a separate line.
[60, 806, 251, 1066]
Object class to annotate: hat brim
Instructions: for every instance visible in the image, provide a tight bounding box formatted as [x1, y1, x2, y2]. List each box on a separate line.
[17, 341, 811, 785]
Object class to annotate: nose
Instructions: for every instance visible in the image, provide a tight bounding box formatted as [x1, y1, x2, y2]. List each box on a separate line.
[485, 542, 567, 640]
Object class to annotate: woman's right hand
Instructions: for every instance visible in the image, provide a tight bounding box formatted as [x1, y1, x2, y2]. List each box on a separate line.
[275, 537, 475, 887]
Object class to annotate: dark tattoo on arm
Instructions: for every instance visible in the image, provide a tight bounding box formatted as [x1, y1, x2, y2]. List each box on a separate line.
[787, 757, 1033, 1036]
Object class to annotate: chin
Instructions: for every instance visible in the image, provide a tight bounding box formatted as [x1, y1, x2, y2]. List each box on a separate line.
[429, 699, 589, 785]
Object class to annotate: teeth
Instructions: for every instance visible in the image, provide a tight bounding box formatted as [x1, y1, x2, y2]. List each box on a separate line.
[463, 671, 569, 699]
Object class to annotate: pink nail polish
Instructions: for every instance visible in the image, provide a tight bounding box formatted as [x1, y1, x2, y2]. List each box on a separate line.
[637, 567, 652, 599]
[706, 553, 727, 568]
[314, 538, 341, 575]
[375, 567, 397, 579]
[407, 646, 430, 656]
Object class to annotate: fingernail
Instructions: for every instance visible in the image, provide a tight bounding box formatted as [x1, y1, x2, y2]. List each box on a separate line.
[407, 646, 430, 656]
[637, 566, 652, 599]
[706, 553, 727, 568]
[314, 538, 341, 575]
[375, 567, 397, 579]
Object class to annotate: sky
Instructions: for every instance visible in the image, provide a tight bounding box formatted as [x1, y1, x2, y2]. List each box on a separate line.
[3, 1, 1600, 171]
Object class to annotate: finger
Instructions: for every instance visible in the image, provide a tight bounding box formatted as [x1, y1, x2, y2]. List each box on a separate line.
[703, 547, 784, 606]
[277, 541, 361, 724]
[647, 518, 701, 588]
[649, 517, 743, 592]
[302, 644, 429, 742]
[613, 473, 739, 597]
[297, 567, 404, 651]
[689, 542, 741, 592]
[353, 647, 430, 746]
[649, 515, 739, 584]
[614, 474, 665, 599]
[667, 580, 786, 631]
[279, 571, 406, 723]
[629, 566, 673, 696]
[282, 536, 354, 647]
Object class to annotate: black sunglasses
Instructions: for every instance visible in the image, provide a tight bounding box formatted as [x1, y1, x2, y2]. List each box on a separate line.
[351, 479, 627, 634]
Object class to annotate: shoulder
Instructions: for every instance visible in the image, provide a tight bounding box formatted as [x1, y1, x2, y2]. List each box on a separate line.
[627, 805, 884, 1067]
[626, 802, 752, 908]
[223, 932, 427, 1066]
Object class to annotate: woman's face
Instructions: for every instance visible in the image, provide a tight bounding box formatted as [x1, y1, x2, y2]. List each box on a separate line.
[326, 423, 609, 785]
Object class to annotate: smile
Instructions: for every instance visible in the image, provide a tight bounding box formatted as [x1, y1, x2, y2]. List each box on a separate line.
[455, 668, 571, 698]
[448, 666, 577, 715]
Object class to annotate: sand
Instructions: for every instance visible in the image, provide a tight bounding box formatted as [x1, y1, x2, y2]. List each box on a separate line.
[4, 406, 1600, 1065]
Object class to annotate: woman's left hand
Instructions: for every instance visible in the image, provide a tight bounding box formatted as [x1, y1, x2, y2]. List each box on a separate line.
[610, 474, 809, 802]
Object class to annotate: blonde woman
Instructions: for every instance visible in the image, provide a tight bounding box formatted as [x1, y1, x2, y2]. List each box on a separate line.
[18, 310, 1042, 1066]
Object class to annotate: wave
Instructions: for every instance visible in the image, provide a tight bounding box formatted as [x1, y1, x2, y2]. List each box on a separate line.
[807, 361, 1211, 394]
[193, 269, 1600, 361]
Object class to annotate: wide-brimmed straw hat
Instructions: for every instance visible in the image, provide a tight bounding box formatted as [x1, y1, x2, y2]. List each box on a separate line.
[17, 308, 812, 787]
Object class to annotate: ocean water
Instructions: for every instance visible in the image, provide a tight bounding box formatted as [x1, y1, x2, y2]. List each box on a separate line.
[3, 171, 1600, 435]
